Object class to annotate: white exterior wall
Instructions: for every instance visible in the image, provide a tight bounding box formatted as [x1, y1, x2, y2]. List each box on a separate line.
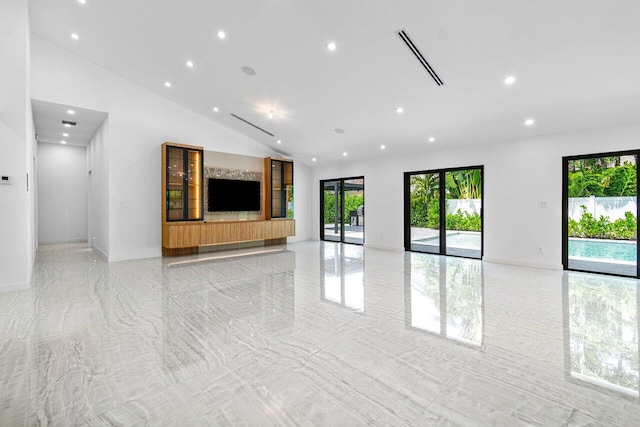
[568, 196, 636, 221]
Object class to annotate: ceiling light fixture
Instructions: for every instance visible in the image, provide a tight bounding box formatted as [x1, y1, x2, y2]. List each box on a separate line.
[67, 109, 75, 115]
[78, 0, 86, 4]
[186, 60, 194, 68]
[276, 140, 282, 144]
[380, 145, 386, 150]
[213, 107, 219, 112]
[524, 118, 535, 126]
[63, 133, 69, 137]
[267, 108, 278, 119]
[428, 137, 435, 142]
[164, 81, 172, 88]
[342, 152, 348, 157]
[70, 33, 79, 40]
[504, 75, 516, 85]
[61, 140, 67, 144]
[326, 41, 337, 51]
[312, 158, 317, 162]
[64, 123, 71, 128]
[217, 30, 226, 39]
[395, 107, 404, 114]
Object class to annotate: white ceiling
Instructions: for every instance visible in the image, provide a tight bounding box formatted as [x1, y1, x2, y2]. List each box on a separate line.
[32, 99, 107, 147]
[28, 1, 640, 165]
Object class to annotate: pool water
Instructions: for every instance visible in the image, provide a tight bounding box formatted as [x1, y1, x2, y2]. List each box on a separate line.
[569, 238, 637, 262]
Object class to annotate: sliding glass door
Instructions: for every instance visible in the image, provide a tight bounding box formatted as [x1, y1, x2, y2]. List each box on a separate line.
[322, 180, 342, 242]
[563, 151, 638, 277]
[321, 177, 364, 245]
[405, 166, 483, 259]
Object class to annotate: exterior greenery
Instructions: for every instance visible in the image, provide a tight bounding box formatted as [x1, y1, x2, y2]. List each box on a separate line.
[569, 206, 636, 240]
[568, 158, 636, 197]
[568, 157, 637, 240]
[323, 192, 364, 224]
[409, 170, 482, 232]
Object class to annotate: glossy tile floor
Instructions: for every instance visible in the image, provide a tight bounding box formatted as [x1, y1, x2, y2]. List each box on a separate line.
[1, 242, 639, 425]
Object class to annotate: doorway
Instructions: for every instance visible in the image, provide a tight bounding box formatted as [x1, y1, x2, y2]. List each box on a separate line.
[320, 177, 364, 245]
[404, 166, 483, 259]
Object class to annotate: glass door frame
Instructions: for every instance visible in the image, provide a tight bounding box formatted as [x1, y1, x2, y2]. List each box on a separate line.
[320, 176, 365, 246]
[562, 149, 640, 278]
[404, 165, 484, 259]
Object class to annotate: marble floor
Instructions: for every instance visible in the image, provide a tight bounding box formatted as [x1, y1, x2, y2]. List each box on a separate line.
[1, 241, 639, 425]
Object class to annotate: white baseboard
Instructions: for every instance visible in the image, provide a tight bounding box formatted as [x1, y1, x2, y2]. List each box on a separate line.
[482, 256, 563, 271]
[0, 281, 31, 292]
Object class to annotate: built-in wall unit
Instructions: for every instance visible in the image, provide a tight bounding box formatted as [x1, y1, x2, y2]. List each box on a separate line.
[320, 177, 365, 245]
[404, 166, 483, 259]
[562, 150, 638, 277]
[161, 142, 295, 255]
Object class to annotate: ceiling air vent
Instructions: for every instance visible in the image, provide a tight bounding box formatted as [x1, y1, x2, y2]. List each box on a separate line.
[62, 120, 77, 126]
[230, 113, 275, 137]
[396, 29, 444, 86]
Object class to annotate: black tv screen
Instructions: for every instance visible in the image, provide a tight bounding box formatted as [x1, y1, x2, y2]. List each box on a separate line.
[208, 178, 261, 212]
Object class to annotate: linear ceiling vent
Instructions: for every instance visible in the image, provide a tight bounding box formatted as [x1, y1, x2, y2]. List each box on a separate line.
[396, 29, 444, 86]
[61, 120, 77, 126]
[230, 113, 275, 137]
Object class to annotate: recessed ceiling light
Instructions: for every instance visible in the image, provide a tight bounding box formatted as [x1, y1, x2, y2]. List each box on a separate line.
[70, 33, 79, 40]
[312, 158, 317, 162]
[61, 140, 67, 144]
[428, 137, 435, 142]
[217, 30, 226, 39]
[164, 81, 172, 88]
[67, 109, 75, 115]
[326, 41, 337, 51]
[186, 60, 194, 68]
[267, 108, 278, 119]
[64, 123, 71, 128]
[380, 145, 386, 150]
[504, 75, 516, 85]
[276, 140, 282, 144]
[78, 0, 86, 4]
[524, 118, 535, 126]
[395, 107, 404, 114]
[241, 66, 257, 76]
[342, 152, 348, 157]
[62, 133, 69, 137]
[213, 107, 219, 112]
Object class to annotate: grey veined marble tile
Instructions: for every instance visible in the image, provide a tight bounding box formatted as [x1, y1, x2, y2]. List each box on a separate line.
[1, 241, 639, 425]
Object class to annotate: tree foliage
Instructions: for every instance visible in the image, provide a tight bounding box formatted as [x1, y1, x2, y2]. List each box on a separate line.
[568, 159, 636, 197]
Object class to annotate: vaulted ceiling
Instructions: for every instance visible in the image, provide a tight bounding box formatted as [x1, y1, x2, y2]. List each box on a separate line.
[28, 1, 640, 165]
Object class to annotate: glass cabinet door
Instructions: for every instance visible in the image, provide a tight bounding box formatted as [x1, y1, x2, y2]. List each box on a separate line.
[270, 160, 294, 218]
[165, 145, 203, 222]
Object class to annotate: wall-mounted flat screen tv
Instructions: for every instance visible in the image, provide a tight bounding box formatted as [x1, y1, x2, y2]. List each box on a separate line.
[207, 178, 261, 212]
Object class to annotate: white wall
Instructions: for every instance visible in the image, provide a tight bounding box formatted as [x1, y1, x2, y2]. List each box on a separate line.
[31, 37, 311, 261]
[87, 116, 110, 257]
[37, 143, 88, 243]
[0, 0, 35, 291]
[312, 121, 640, 270]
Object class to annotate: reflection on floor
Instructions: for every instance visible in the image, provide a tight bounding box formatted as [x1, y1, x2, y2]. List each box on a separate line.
[1, 241, 639, 425]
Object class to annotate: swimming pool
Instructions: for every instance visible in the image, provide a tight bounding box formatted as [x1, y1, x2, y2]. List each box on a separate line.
[569, 238, 637, 262]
